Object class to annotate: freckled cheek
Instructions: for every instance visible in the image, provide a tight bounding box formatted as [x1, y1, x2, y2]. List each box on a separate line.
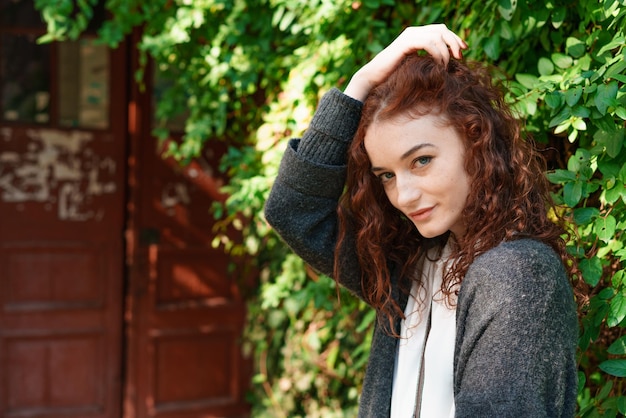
[441, 175, 468, 210]
[455, 179, 472, 211]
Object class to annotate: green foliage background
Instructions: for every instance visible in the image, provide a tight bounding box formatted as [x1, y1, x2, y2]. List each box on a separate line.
[35, 0, 626, 416]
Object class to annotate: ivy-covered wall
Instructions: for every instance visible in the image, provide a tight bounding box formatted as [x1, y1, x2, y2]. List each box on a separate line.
[35, 0, 626, 416]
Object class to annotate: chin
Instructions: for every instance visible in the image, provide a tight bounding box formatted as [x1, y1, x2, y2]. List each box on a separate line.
[413, 224, 453, 240]
[414, 226, 445, 239]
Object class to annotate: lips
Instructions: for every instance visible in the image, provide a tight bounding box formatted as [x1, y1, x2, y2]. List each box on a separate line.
[408, 207, 434, 222]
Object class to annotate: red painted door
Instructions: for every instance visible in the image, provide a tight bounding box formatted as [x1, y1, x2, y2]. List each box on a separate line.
[1, 3, 251, 415]
[123, 44, 251, 418]
[0, 6, 128, 415]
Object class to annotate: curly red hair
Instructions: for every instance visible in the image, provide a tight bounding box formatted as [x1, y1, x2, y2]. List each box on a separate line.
[335, 55, 569, 329]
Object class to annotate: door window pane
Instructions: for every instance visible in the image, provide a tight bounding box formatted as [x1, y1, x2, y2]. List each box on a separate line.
[0, 33, 50, 123]
[58, 39, 110, 129]
[152, 68, 188, 133]
[0, 0, 45, 28]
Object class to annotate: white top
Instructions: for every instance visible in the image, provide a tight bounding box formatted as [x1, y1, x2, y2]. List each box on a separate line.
[390, 243, 457, 418]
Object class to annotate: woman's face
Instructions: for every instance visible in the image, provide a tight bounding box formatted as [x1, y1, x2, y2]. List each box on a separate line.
[364, 112, 471, 239]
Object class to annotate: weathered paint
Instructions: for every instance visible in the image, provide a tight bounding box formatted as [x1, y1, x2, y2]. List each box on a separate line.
[161, 182, 191, 216]
[0, 127, 117, 221]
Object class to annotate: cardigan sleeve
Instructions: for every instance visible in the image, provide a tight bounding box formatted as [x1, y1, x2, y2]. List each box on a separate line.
[453, 239, 578, 418]
[264, 88, 366, 296]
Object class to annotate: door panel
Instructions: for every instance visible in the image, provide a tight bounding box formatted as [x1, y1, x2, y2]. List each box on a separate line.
[155, 249, 234, 307]
[125, 46, 250, 417]
[125, 148, 250, 417]
[0, 127, 125, 418]
[0, 33, 127, 417]
[3, 245, 104, 311]
[5, 332, 103, 416]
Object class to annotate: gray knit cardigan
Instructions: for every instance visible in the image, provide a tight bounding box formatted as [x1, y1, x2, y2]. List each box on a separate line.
[264, 88, 578, 417]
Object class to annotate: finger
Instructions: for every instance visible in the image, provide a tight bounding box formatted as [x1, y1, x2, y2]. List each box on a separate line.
[423, 39, 451, 65]
[395, 25, 464, 64]
[441, 30, 467, 59]
[439, 43, 452, 65]
[446, 28, 466, 47]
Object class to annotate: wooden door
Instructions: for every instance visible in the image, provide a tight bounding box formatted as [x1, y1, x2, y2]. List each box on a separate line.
[0, 2, 127, 415]
[124, 43, 251, 418]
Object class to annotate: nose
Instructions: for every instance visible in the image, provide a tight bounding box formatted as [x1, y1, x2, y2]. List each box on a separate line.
[394, 173, 421, 209]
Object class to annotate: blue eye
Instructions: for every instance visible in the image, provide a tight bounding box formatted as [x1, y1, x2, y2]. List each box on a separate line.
[378, 172, 395, 183]
[414, 156, 432, 167]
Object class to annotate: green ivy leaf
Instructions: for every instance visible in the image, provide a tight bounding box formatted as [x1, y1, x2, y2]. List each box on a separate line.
[595, 215, 617, 243]
[599, 359, 626, 377]
[515, 73, 538, 89]
[596, 81, 619, 115]
[546, 169, 577, 183]
[599, 288, 616, 300]
[618, 396, 626, 415]
[604, 180, 624, 204]
[564, 181, 583, 207]
[610, 74, 626, 83]
[597, 35, 626, 57]
[618, 162, 626, 184]
[595, 128, 624, 158]
[565, 86, 583, 106]
[608, 335, 626, 355]
[604, 176, 615, 191]
[577, 371, 586, 394]
[551, 6, 566, 29]
[571, 117, 587, 131]
[498, 19, 514, 40]
[580, 257, 604, 287]
[571, 105, 591, 118]
[497, 0, 517, 20]
[608, 290, 626, 327]
[598, 158, 621, 177]
[613, 270, 626, 287]
[573, 207, 599, 224]
[549, 106, 572, 128]
[484, 34, 501, 60]
[605, 56, 626, 80]
[615, 249, 626, 263]
[538, 57, 554, 76]
[37, 32, 58, 43]
[519, 95, 538, 115]
[566, 37, 586, 58]
[552, 52, 573, 69]
[598, 380, 614, 401]
[568, 149, 591, 172]
[545, 91, 562, 109]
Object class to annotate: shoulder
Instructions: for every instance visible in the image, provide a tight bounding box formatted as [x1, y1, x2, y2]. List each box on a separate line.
[460, 239, 571, 311]
[476, 238, 559, 263]
[467, 238, 564, 284]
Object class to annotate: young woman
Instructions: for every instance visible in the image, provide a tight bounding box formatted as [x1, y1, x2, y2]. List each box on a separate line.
[264, 24, 578, 417]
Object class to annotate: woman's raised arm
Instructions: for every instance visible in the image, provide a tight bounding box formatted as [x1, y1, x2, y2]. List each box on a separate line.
[344, 24, 467, 101]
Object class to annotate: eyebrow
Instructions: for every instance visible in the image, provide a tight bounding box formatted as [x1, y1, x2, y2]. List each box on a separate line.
[370, 142, 436, 172]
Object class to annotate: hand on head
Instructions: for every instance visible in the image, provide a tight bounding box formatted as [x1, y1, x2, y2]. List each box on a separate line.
[344, 24, 467, 102]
